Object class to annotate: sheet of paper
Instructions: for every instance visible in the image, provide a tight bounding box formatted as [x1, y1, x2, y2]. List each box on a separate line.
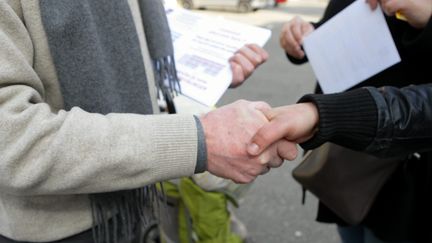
[166, 8, 271, 106]
[303, 0, 401, 94]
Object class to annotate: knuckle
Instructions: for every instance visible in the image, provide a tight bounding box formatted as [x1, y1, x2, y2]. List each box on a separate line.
[233, 53, 242, 61]
[257, 101, 271, 110]
[244, 64, 254, 74]
[237, 176, 251, 184]
[236, 99, 247, 104]
[240, 46, 248, 53]
[244, 177, 254, 184]
[248, 43, 259, 49]
[288, 150, 298, 161]
[255, 55, 263, 64]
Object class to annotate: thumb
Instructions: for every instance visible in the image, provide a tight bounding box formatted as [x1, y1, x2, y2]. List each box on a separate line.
[302, 23, 314, 39]
[247, 120, 288, 156]
[252, 102, 273, 122]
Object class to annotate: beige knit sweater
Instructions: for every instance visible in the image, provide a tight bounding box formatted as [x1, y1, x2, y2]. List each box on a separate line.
[0, 0, 198, 241]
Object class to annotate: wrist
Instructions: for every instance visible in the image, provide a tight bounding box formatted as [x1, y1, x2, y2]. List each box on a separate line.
[302, 102, 319, 136]
[198, 113, 217, 171]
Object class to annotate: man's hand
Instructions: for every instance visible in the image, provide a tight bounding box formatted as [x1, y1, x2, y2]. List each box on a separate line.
[247, 103, 319, 157]
[200, 100, 297, 184]
[280, 16, 314, 59]
[367, 0, 431, 29]
[229, 44, 269, 88]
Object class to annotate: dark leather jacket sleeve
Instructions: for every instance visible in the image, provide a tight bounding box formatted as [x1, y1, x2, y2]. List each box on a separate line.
[365, 84, 432, 157]
[299, 84, 432, 157]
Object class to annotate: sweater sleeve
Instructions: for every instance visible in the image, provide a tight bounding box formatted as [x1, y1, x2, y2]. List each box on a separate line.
[298, 88, 378, 151]
[0, 2, 199, 196]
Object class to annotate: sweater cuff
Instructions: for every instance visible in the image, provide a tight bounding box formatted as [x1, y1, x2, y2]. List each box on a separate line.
[298, 88, 377, 151]
[193, 116, 207, 173]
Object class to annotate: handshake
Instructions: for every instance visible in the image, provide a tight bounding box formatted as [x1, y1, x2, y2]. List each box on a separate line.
[199, 100, 319, 184]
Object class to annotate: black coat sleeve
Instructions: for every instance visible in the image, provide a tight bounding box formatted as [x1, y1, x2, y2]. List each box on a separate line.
[365, 84, 432, 157]
[299, 84, 432, 157]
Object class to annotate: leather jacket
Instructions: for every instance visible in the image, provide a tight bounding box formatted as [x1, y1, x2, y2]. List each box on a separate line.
[365, 84, 432, 157]
[300, 84, 432, 156]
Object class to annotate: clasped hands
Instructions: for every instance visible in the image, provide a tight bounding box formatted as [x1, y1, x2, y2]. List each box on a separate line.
[200, 100, 318, 184]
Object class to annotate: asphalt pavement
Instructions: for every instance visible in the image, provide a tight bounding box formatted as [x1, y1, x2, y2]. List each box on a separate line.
[195, 1, 341, 242]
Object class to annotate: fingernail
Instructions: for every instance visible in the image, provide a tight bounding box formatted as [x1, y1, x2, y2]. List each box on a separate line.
[248, 143, 260, 155]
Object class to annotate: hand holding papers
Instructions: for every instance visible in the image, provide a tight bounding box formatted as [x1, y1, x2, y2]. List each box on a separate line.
[302, 0, 401, 94]
[166, 8, 271, 106]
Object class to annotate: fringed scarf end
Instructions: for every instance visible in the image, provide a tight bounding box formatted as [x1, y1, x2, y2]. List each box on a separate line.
[90, 184, 165, 243]
[153, 55, 181, 98]
[153, 55, 180, 114]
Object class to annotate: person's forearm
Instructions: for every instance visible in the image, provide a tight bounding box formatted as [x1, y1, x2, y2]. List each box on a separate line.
[300, 84, 432, 157]
[365, 84, 432, 156]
